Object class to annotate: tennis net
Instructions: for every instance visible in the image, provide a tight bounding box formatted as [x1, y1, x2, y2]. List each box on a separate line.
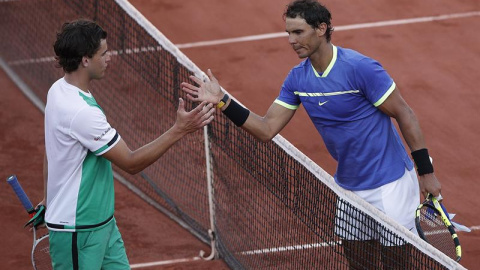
[0, 0, 465, 269]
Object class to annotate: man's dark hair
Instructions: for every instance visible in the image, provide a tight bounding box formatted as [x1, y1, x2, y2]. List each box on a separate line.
[53, 19, 107, 73]
[283, 0, 334, 42]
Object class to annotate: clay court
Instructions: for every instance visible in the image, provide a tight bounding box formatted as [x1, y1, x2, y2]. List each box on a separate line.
[1, 0, 479, 269]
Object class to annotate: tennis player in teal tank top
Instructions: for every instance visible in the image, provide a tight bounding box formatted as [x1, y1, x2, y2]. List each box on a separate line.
[42, 19, 215, 270]
[181, 0, 442, 268]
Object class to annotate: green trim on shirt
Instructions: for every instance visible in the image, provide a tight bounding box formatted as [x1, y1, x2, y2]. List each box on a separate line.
[79, 91, 104, 113]
[311, 45, 338, 78]
[274, 99, 299, 110]
[374, 82, 396, 107]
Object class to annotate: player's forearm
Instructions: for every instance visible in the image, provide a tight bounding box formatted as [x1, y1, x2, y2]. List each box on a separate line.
[395, 108, 437, 177]
[218, 95, 267, 140]
[219, 97, 290, 142]
[396, 107, 427, 152]
[125, 126, 185, 174]
[241, 113, 279, 142]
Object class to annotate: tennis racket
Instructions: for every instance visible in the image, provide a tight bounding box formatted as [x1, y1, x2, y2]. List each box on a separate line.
[7, 175, 52, 270]
[415, 193, 461, 262]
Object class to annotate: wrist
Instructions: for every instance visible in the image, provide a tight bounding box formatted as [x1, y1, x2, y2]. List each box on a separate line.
[216, 92, 229, 109]
[169, 124, 188, 139]
[411, 148, 434, 176]
[222, 98, 250, 126]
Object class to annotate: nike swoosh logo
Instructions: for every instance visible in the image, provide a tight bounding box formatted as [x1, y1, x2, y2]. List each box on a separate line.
[318, 101, 329, 106]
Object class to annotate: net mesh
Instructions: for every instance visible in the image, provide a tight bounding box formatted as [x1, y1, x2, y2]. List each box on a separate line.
[0, 0, 464, 269]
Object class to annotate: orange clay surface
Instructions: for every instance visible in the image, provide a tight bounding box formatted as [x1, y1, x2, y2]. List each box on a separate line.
[2, 0, 479, 269]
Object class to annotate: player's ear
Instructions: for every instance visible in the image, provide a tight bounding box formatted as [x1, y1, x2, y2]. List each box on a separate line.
[316, 23, 327, 38]
[81, 56, 89, 67]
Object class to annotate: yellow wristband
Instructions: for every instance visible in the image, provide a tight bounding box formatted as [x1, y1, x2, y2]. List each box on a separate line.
[217, 93, 229, 109]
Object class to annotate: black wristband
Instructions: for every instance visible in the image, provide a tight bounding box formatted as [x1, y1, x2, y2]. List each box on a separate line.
[411, 148, 434, 176]
[222, 98, 250, 127]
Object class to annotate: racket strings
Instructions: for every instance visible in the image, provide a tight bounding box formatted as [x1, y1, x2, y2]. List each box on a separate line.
[418, 207, 457, 260]
[32, 228, 52, 270]
[33, 236, 51, 270]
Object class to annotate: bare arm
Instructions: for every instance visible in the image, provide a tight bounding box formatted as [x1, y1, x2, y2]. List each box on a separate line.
[181, 69, 295, 142]
[231, 100, 295, 142]
[103, 98, 215, 174]
[378, 87, 441, 197]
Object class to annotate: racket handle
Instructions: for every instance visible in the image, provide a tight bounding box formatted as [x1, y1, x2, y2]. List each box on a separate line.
[7, 175, 35, 214]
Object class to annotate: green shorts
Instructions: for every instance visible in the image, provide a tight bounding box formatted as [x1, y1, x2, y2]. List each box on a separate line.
[49, 217, 130, 270]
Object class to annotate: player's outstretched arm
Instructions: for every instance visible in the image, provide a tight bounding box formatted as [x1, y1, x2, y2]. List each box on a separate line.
[103, 98, 215, 174]
[181, 69, 295, 142]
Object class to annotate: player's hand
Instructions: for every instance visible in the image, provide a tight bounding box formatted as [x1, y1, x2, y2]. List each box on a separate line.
[419, 173, 441, 199]
[174, 98, 215, 135]
[181, 69, 224, 105]
[25, 204, 46, 230]
[37, 198, 46, 208]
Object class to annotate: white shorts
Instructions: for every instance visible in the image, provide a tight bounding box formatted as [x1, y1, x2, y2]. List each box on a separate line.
[335, 167, 420, 246]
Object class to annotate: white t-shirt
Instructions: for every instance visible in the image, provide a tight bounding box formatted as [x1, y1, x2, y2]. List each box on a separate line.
[44, 78, 120, 231]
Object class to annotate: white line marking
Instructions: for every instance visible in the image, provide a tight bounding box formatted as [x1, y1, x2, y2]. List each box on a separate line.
[468, 225, 480, 231]
[238, 241, 341, 255]
[6, 46, 163, 66]
[238, 225, 480, 256]
[130, 257, 201, 269]
[176, 11, 480, 49]
[8, 56, 56, 66]
[6, 11, 480, 65]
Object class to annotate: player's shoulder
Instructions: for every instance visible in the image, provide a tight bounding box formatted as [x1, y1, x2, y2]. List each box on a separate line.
[47, 78, 102, 115]
[336, 46, 370, 63]
[47, 77, 66, 95]
[336, 46, 382, 72]
[48, 77, 80, 98]
[289, 58, 311, 76]
[47, 78, 78, 110]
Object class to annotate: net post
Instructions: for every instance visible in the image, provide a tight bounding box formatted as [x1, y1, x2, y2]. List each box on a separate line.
[200, 125, 217, 260]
